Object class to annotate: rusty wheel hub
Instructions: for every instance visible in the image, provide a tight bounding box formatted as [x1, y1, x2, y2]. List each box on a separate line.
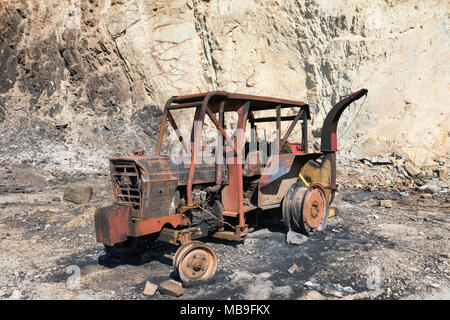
[182, 251, 209, 279]
[174, 242, 218, 284]
[303, 187, 326, 229]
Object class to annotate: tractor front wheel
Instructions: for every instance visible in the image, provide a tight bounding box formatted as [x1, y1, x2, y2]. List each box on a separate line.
[173, 241, 218, 285]
[104, 233, 160, 259]
[104, 237, 140, 258]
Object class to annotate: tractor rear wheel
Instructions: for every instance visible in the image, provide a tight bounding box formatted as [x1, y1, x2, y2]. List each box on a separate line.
[173, 241, 218, 285]
[104, 233, 159, 259]
[283, 183, 329, 236]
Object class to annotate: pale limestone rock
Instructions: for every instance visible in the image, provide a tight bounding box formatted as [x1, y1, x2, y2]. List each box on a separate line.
[399, 147, 440, 168]
[298, 290, 329, 300]
[286, 231, 308, 245]
[63, 184, 93, 205]
[0, 0, 448, 173]
[158, 279, 183, 297]
[288, 263, 299, 274]
[143, 281, 158, 296]
[379, 200, 393, 208]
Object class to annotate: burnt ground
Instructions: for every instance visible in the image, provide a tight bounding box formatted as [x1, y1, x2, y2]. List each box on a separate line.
[0, 163, 449, 300]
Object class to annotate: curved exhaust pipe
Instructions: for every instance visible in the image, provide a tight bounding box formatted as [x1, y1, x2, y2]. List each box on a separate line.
[319, 88, 368, 195]
[321, 88, 368, 152]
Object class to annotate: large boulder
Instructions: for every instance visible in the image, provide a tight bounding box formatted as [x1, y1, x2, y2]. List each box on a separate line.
[399, 147, 440, 168]
[63, 184, 93, 204]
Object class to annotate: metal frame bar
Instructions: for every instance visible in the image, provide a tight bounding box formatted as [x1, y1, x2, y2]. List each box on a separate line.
[205, 107, 236, 155]
[302, 109, 308, 153]
[166, 101, 203, 110]
[235, 101, 250, 227]
[281, 109, 304, 147]
[252, 115, 299, 123]
[166, 109, 189, 153]
[276, 105, 281, 150]
[155, 98, 173, 155]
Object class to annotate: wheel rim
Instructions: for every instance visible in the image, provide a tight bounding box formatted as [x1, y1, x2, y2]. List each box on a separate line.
[176, 243, 217, 283]
[284, 184, 329, 235]
[303, 187, 326, 229]
[302, 185, 329, 233]
[173, 240, 203, 270]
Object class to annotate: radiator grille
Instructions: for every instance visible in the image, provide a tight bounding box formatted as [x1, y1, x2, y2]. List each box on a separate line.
[110, 160, 141, 213]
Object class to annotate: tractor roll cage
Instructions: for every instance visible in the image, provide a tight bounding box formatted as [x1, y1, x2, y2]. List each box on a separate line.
[154, 91, 310, 227]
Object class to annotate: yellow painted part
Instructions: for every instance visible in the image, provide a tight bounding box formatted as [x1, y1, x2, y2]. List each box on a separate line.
[298, 173, 310, 187]
[299, 158, 333, 202]
[328, 208, 336, 218]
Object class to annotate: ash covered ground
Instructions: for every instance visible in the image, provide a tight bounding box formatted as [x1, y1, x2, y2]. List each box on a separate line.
[0, 154, 448, 300]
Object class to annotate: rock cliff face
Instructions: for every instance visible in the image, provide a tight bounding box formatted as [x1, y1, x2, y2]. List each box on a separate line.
[0, 0, 448, 174]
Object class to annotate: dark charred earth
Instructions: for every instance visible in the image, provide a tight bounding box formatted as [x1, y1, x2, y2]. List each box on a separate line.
[0, 161, 448, 300]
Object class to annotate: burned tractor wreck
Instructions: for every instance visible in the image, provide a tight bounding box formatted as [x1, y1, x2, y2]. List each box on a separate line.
[95, 89, 368, 284]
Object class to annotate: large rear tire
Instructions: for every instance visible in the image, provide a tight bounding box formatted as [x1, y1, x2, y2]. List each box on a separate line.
[283, 183, 329, 236]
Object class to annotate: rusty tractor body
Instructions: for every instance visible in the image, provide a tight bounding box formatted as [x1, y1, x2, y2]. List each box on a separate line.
[95, 89, 368, 283]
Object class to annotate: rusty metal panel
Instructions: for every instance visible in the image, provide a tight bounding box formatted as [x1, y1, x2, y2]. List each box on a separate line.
[137, 156, 178, 219]
[177, 164, 227, 185]
[94, 205, 131, 245]
[300, 156, 333, 202]
[135, 156, 178, 182]
[142, 180, 178, 219]
[128, 214, 189, 237]
[221, 163, 240, 213]
[258, 154, 314, 207]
